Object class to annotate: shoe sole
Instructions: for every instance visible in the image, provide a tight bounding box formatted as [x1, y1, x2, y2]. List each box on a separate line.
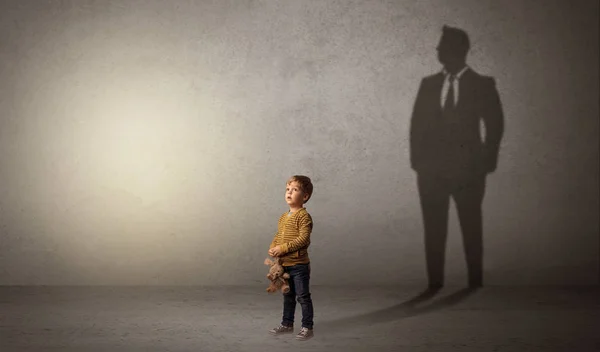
[295, 331, 314, 340]
[269, 330, 294, 336]
[295, 335, 313, 340]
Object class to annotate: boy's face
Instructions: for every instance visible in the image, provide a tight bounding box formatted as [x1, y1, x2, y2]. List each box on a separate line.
[285, 181, 308, 208]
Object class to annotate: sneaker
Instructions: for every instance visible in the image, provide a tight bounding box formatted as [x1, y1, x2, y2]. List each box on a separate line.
[268, 325, 294, 335]
[295, 327, 314, 340]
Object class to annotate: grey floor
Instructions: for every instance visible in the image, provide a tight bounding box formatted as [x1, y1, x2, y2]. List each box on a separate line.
[1, 285, 599, 352]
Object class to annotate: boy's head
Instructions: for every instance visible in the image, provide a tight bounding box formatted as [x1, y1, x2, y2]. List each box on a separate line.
[285, 175, 313, 205]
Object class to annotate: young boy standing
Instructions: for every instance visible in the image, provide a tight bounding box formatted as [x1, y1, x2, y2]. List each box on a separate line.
[268, 175, 315, 341]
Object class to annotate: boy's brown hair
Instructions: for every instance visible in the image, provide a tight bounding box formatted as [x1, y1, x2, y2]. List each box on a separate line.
[287, 175, 313, 204]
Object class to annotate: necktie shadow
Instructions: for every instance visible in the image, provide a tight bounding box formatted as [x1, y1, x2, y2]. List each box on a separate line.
[318, 287, 479, 333]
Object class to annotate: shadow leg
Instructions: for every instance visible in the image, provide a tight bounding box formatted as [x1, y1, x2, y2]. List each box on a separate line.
[453, 174, 486, 287]
[418, 173, 451, 288]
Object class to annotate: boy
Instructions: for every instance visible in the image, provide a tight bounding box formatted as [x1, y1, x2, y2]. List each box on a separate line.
[267, 175, 314, 341]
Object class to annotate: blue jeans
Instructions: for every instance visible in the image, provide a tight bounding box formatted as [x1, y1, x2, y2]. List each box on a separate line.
[281, 263, 313, 329]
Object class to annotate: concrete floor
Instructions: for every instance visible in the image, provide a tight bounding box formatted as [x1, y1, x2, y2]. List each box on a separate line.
[1, 285, 598, 352]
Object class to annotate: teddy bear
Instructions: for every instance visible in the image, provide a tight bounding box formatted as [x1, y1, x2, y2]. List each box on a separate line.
[264, 256, 290, 294]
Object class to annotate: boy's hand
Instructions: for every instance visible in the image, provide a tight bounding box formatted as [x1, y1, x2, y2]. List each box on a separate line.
[269, 246, 283, 257]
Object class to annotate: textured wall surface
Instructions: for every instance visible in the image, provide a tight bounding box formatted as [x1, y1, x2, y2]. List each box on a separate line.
[0, 0, 597, 285]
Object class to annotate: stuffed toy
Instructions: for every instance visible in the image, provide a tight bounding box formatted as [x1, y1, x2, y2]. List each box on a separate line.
[264, 256, 290, 294]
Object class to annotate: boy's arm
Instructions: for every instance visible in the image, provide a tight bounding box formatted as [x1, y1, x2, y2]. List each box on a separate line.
[269, 233, 277, 250]
[280, 214, 313, 254]
[269, 215, 282, 250]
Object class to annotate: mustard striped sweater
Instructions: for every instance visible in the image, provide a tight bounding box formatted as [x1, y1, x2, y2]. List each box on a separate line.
[269, 207, 313, 266]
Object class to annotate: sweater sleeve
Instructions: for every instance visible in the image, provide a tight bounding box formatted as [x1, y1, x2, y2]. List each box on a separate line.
[269, 232, 277, 250]
[281, 213, 313, 254]
[268, 213, 283, 250]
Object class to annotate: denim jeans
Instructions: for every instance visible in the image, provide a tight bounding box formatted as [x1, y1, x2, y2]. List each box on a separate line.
[281, 263, 313, 329]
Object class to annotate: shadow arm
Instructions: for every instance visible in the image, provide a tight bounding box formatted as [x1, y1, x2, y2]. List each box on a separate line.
[409, 79, 428, 171]
[481, 78, 505, 173]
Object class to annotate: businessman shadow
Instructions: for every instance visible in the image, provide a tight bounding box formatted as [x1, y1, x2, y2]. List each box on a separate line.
[318, 287, 479, 333]
[409, 25, 505, 288]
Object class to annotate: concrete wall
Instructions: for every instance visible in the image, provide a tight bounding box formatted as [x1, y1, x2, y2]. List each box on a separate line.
[0, 0, 597, 285]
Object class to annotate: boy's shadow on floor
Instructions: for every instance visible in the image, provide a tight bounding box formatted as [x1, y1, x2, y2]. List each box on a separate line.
[318, 287, 479, 333]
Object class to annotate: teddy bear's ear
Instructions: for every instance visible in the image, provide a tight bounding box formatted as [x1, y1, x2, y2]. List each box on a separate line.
[264, 258, 273, 266]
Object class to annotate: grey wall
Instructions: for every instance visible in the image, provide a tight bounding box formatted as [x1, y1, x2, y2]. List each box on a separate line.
[0, 0, 597, 286]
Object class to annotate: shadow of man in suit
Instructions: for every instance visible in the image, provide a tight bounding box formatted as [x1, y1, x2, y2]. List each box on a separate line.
[317, 286, 480, 333]
[410, 25, 504, 289]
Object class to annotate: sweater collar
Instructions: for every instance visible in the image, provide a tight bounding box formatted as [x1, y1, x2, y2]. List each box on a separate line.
[288, 207, 306, 215]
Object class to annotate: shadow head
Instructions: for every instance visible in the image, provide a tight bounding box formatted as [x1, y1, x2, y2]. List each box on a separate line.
[437, 25, 470, 70]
